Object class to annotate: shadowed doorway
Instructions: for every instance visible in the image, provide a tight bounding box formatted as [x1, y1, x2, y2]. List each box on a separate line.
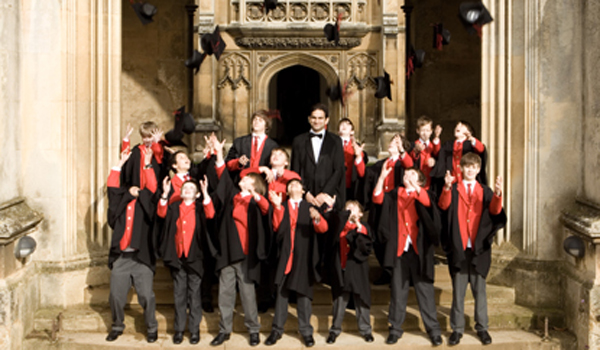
[268, 65, 327, 146]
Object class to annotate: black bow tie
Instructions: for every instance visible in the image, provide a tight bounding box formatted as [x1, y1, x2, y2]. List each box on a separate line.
[310, 132, 323, 139]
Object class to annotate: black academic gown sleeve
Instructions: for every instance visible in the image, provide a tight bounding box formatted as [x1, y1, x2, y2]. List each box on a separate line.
[377, 189, 441, 282]
[160, 200, 217, 276]
[120, 144, 169, 189]
[273, 201, 321, 299]
[322, 210, 373, 307]
[107, 187, 157, 271]
[441, 184, 506, 278]
[211, 168, 269, 285]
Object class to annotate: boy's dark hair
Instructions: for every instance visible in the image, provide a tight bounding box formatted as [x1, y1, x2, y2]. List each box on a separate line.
[251, 110, 272, 132]
[406, 167, 426, 186]
[286, 178, 304, 192]
[139, 121, 158, 137]
[338, 118, 354, 130]
[344, 200, 364, 214]
[457, 120, 475, 137]
[245, 172, 267, 196]
[416, 116, 433, 129]
[169, 151, 188, 170]
[181, 179, 199, 193]
[271, 147, 290, 163]
[460, 152, 482, 167]
[310, 103, 329, 119]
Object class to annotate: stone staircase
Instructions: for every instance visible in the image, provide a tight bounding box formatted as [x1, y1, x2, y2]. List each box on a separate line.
[26, 258, 576, 349]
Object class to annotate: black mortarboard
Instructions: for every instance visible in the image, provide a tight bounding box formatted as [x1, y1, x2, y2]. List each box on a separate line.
[164, 130, 188, 148]
[324, 12, 342, 45]
[173, 106, 196, 135]
[185, 50, 207, 75]
[413, 49, 426, 68]
[459, 2, 493, 36]
[200, 26, 226, 60]
[326, 78, 346, 106]
[433, 23, 451, 50]
[264, 0, 278, 14]
[374, 71, 392, 101]
[131, 2, 157, 25]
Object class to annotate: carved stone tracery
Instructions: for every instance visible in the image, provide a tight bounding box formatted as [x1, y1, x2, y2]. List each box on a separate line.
[235, 37, 361, 49]
[347, 53, 378, 90]
[218, 53, 252, 90]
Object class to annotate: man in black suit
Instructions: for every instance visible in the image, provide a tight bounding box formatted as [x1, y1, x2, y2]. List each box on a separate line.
[291, 103, 345, 211]
[225, 110, 279, 183]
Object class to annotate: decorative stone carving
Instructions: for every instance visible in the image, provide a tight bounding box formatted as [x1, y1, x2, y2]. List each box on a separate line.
[347, 53, 378, 90]
[0, 197, 43, 245]
[290, 4, 308, 22]
[311, 4, 329, 21]
[235, 37, 361, 49]
[217, 53, 252, 90]
[247, 3, 264, 21]
[270, 5, 286, 21]
[335, 4, 351, 21]
[235, 1, 366, 23]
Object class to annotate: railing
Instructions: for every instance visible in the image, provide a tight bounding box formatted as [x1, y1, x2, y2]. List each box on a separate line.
[230, 0, 367, 24]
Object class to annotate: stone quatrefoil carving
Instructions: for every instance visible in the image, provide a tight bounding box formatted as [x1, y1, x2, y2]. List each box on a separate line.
[238, 0, 364, 23]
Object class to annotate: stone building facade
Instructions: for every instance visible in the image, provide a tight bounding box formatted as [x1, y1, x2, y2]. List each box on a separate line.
[0, 0, 599, 349]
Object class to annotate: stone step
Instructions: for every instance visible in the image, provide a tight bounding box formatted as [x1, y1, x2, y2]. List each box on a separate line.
[83, 265, 514, 307]
[24, 330, 575, 350]
[33, 303, 564, 336]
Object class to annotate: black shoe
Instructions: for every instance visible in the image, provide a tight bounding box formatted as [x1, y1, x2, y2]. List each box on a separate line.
[302, 334, 315, 347]
[477, 330, 492, 345]
[363, 333, 374, 343]
[249, 333, 260, 346]
[326, 332, 338, 344]
[264, 331, 281, 346]
[190, 333, 200, 344]
[147, 332, 158, 343]
[448, 332, 462, 346]
[202, 301, 214, 313]
[105, 330, 122, 342]
[386, 333, 400, 344]
[374, 272, 391, 285]
[172, 332, 184, 344]
[210, 333, 230, 346]
[430, 335, 443, 347]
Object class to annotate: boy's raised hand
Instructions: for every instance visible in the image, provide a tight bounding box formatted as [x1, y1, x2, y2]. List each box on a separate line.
[379, 162, 394, 180]
[162, 176, 171, 195]
[118, 150, 131, 168]
[199, 175, 209, 196]
[260, 166, 274, 183]
[413, 142, 424, 153]
[164, 145, 176, 154]
[151, 128, 164, 144]
[268, 190, 282, 208]
[434, 125, 443, 139]
[238, 155, 250, 167]
[352, 140, 365, 158]
[444, 170, 455, 189]
[495, 175, 503, 196]
[144, 148, 154, 166]
[124, 123, 134, 140]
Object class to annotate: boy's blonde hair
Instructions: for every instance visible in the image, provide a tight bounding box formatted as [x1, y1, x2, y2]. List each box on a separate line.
[139, 121, 158, 137]
[460, 152, 482, 167]
[344, 200, 364, 214]
[245, 172, 267, 196]
[416, 116, 433, 129]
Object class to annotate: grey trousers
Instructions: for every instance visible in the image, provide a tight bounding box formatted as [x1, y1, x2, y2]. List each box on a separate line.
[389, 246, 441, 337]
[170, 264, 202, 333]
[218, 261, 260, 334]
[272, 281, 313, 337]
[330, 292, 372, 336]
[109, 252, 157, 333]
[450, 249, 489, 333]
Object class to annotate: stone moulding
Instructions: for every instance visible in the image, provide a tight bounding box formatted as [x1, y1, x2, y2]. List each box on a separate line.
[235, 37, 361, 49]
[0, 197, 43, 245]
[560, 197, 600, 243]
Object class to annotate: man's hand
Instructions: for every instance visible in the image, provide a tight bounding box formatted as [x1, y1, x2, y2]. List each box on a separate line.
[444, 170, 455, 190]
[320, 194, 336, 210]
[238, 155, 250, 167]
[269, 190, 282, 208]
[144, 148, 154, 166]
[309, 207, 322, 222]
[427, 157, 436, 168]
[260, 166, 274, 183]
[434, 124, 443, 139]
[129, 186, 140, 198]
[305, 192, 319, 207]
[162, 176, 171, 195]
[117, 150, 131, 168]
[495, 175, 503, 196]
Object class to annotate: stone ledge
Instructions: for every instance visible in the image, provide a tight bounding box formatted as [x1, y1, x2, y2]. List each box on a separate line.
[0, 197, 43, 245]
[560, 197, 600, 242]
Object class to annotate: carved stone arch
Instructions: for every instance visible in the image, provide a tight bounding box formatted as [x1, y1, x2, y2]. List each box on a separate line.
[255, 52, 340, 111]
